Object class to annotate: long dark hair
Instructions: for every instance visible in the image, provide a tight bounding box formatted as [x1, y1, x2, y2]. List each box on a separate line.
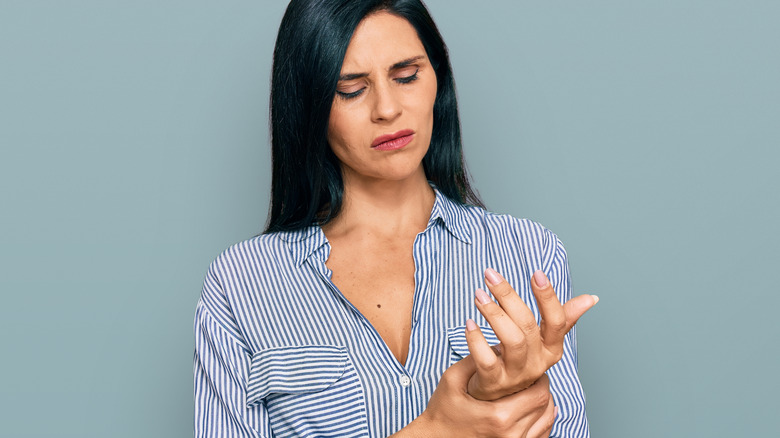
[265, 0, 483, 233]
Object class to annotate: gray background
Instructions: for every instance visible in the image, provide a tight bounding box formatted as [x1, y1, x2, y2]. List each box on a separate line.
[1, 0, 778, 436]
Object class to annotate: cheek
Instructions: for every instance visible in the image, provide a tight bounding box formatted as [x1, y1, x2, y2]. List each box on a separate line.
[328, 102, 370, 151]
[327, 109, 350, 149]
[421, 73, 438, 119]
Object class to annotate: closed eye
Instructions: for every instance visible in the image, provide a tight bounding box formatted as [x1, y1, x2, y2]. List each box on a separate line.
[335, 67, 419, 100]
[336, 88, 365, 100]
[395, 68, 419, 84]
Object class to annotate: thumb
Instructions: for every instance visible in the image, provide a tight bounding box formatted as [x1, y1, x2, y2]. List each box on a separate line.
[444, 354, 477, 386]
[563, 294, 599, 330]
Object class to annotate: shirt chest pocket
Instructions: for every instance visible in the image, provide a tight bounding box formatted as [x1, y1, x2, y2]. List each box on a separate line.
[246, 345, 369, 438]
[446, 325, 501, 366]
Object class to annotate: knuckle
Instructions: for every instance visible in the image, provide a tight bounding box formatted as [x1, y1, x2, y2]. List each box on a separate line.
[546, 315, 567, 331]
[490, 409, 514, 433]
[439, 369, 457, 388]
[487, 307, 506, 319]
[531, 385, 552, 409]
[520, 320, 540, 334]
[495, 285, 516, 300]
[538, 288, 559, 301]
[480, 356, 501, 373]
[503, 337, 526, 352]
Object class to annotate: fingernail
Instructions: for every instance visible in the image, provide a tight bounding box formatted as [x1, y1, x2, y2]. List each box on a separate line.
[554, 406, 558, 418]
[484, 268, 503, 286]
[592, 295, 600, 304]
[475, 288, 492, 305]
[466, 319, 478, 332]
[533, 270, 548, 288]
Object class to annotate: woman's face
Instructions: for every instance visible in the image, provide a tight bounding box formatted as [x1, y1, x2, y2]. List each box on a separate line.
[327, 11, 438, 185]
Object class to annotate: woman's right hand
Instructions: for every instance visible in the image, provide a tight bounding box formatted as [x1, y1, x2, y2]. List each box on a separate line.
[392, 355, 556, 438]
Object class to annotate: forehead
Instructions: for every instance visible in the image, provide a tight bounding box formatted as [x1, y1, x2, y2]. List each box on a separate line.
[340, 11, 426, 72]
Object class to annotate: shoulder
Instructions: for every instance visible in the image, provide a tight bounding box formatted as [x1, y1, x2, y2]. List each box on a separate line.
[207, 233, 288, 278]
[196, 231, 307, 331]
[456, 203, 567, 270]
[457, 202, 562, 248]
[200, 231, 301, 302]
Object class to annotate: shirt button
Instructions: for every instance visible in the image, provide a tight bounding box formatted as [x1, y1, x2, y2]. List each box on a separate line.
[399, 375, 411, 387]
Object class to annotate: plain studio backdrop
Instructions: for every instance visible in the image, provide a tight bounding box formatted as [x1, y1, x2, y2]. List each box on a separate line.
[1, 1, 778, 436]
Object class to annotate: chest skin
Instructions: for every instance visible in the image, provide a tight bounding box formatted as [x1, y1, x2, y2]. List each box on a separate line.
[325, 230, 417, 366]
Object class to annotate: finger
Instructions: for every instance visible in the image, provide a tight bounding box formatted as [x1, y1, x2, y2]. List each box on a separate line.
[464, 319, 502, 370]
[526, 395, 556, 438]
[464, 319, 503, 399]
[484, 268, 539, 339]
[531, 270, 567, 345]
[492, 373, 551, 412]
[488, 374, 551, 436]
[474, 288, 528, 364]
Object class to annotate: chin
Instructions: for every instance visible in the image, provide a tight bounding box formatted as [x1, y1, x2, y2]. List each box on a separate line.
[371, 164, 427, 182]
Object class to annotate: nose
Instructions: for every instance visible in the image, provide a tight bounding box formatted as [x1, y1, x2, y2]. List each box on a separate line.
[370, 81, 402, 123]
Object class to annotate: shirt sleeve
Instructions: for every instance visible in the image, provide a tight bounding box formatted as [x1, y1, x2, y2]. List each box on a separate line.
[194, 263, 271, 438]
[545, 233, 590, 438]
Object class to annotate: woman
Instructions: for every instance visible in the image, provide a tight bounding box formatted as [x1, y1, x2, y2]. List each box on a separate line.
[194, 1, 597, 437]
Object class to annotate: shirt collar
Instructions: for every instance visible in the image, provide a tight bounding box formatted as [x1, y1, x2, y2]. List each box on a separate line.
[276, 226, 328, 267]
[277, 187, 473, 266]
[427, 187, 473, 244]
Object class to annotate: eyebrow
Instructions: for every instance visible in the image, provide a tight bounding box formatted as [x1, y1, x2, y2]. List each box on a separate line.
[338, 55, 425, 81]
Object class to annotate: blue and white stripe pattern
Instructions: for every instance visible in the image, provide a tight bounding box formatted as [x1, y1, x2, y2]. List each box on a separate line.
[194, 189, 589, 437]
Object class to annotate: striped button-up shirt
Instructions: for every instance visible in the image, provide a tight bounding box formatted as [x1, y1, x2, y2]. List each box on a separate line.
[194, 189, 589, 437]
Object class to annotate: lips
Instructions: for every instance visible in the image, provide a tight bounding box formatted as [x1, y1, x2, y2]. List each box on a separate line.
[371, 129, 415, 151]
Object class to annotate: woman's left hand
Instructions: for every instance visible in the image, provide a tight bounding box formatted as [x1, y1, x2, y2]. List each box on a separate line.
[465, 268, 598, 401]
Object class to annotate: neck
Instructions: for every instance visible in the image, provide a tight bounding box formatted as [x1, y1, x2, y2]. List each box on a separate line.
[323, 167, 435, 238]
